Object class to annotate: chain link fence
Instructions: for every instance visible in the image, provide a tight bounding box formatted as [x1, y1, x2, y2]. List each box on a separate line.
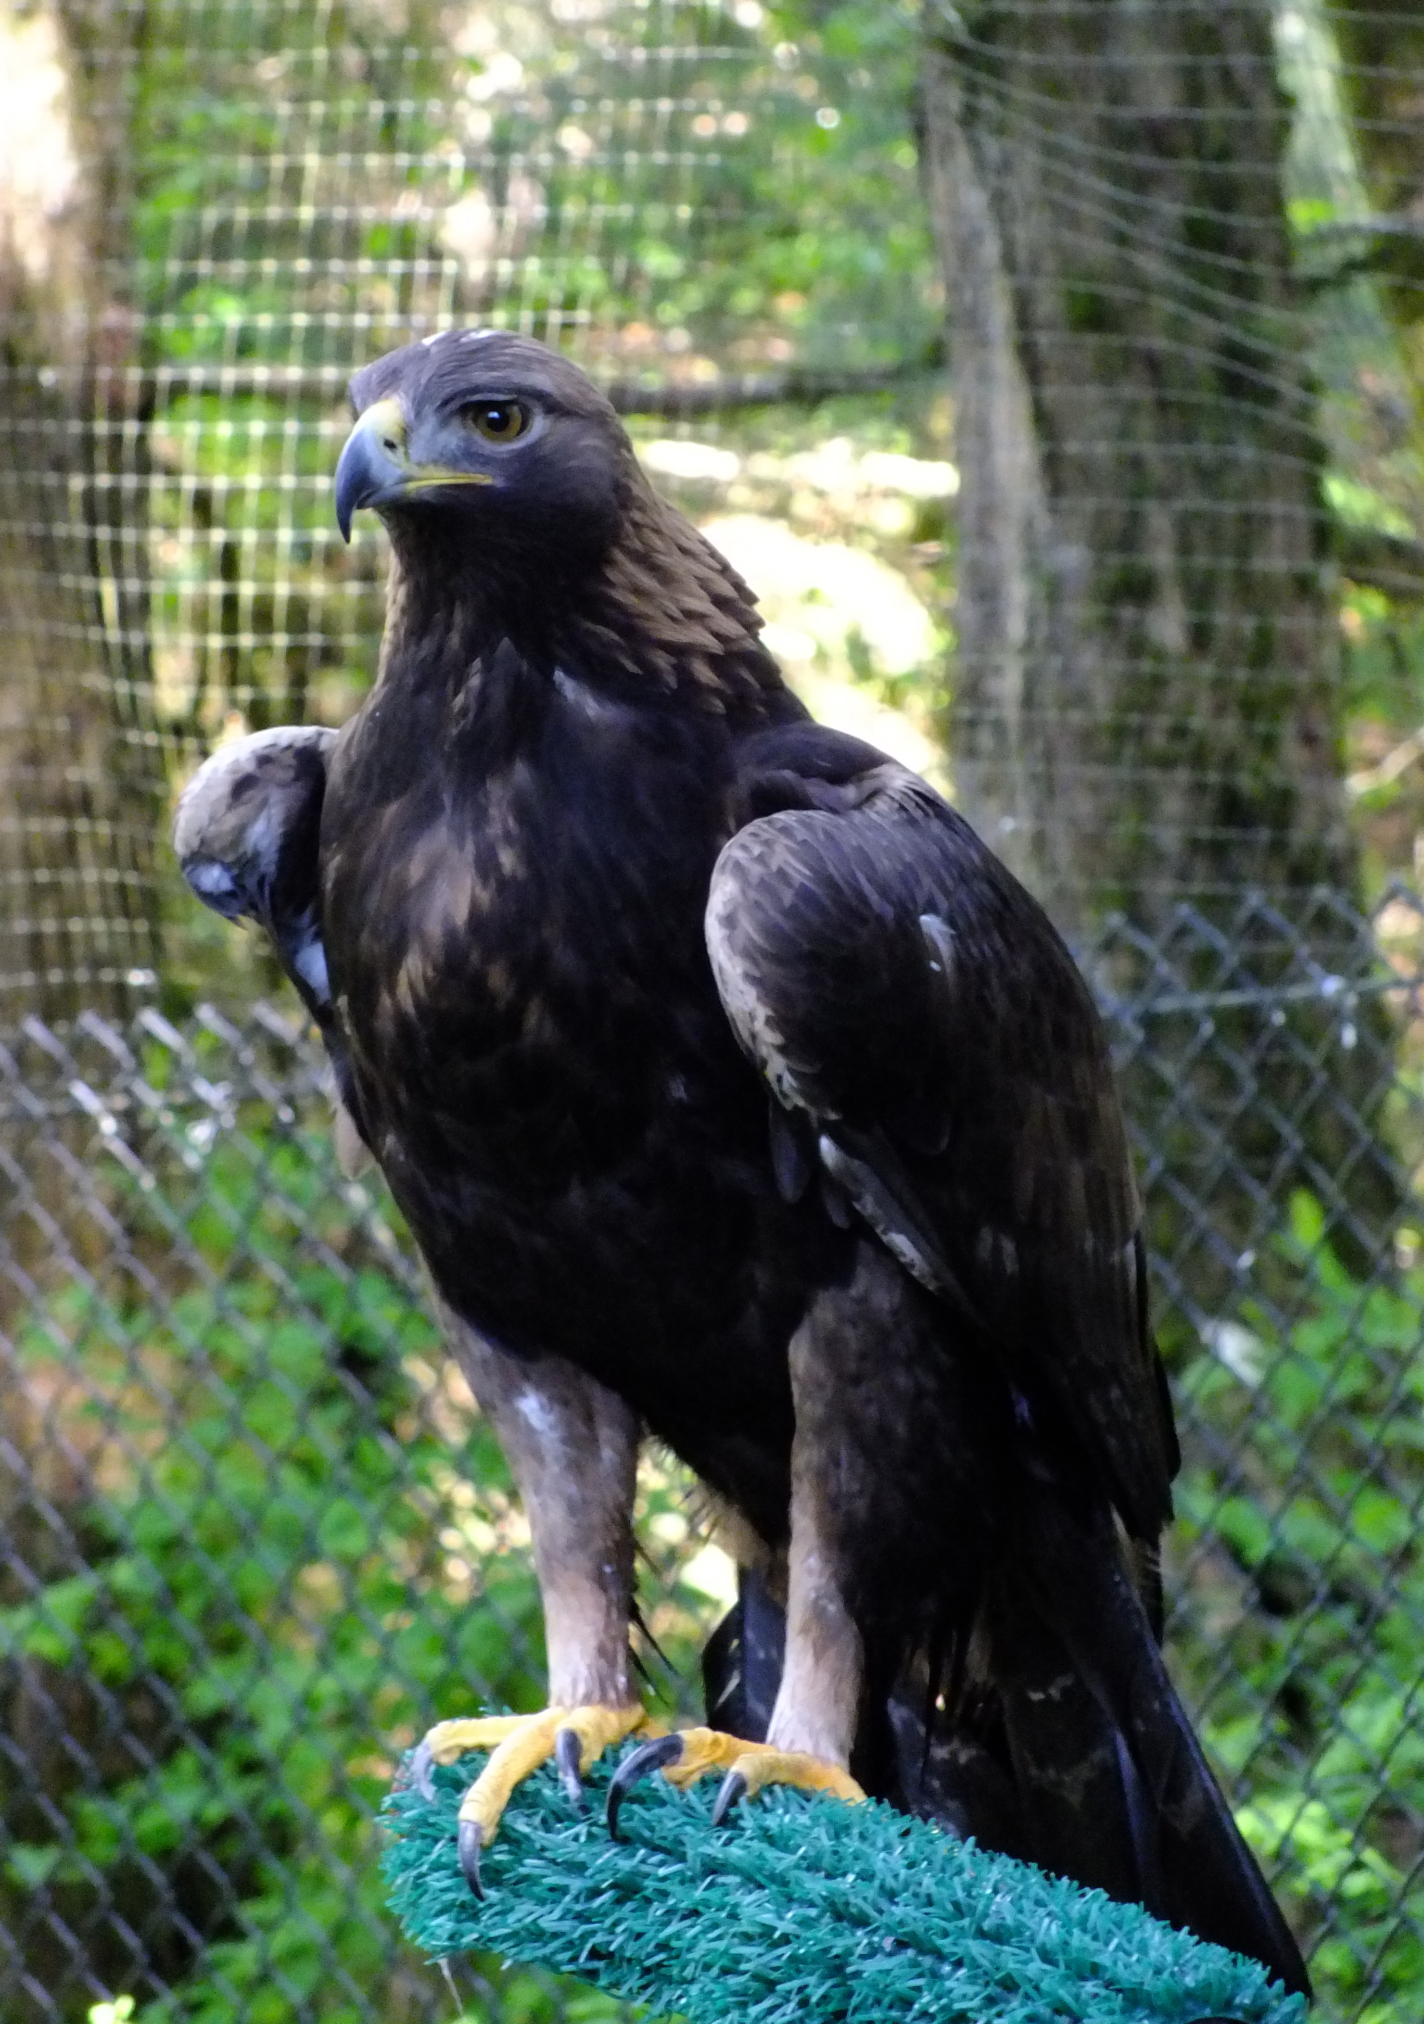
[3, 891, 1422, 2024]
[3, 1, 1424, 2021]
[1, 997, 721, 2024]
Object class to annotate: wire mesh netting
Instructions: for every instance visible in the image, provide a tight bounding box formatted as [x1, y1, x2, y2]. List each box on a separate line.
[0, 0, 941, 1026]
[3, 1, 1424, 2021]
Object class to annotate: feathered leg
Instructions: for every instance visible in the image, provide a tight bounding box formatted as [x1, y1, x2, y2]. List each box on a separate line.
[610, 1253, 949, 1833]
[415, 1306, 650, 1892]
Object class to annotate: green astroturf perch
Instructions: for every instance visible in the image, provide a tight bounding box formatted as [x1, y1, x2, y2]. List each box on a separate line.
[383, 1751, 1307, 2024]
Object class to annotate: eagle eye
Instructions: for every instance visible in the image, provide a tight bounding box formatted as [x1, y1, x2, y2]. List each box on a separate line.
[461, 400, 529, 444]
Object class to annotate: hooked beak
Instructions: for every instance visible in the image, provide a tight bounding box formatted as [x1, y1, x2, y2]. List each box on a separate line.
[334, 395, 494, 541]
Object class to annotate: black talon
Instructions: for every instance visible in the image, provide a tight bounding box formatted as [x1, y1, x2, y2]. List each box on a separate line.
[409, 1738, 438, 1802]
[457, 1818, 485, 1899]
[555, 1726, 586, 1812]
[711, 1768, 747, 1827]
[605, 1733, 686, 1840]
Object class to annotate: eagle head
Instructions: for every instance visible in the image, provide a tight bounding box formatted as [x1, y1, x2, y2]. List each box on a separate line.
[333, 330, 784, 714]
[334, 330, 633, 567]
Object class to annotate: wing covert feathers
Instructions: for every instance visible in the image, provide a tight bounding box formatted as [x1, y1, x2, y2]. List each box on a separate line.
[706, 755, 1175, 1544]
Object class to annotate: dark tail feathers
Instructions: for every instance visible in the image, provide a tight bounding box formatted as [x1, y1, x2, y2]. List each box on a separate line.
[917, 1483, 1310, 1998]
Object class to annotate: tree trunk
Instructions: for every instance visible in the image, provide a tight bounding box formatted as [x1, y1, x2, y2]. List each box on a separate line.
[1329, 3, 1424, 389]
[0, 21, 161, 1998]
[919, 1, 1395, 1309]
[0, 0, 160, 1032]
[1330, 1, 1424, 220]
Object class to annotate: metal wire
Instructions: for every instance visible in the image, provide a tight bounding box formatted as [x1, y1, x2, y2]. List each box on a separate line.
[2, 3, 1423, 2021]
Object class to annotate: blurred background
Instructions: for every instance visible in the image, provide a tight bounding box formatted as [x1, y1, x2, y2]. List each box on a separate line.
[1, 2, 1423, 2019]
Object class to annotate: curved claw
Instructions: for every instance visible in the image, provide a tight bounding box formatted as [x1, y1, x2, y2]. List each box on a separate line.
[605, 1732, 687, 1840]
[409, 1737, 438, 1802]
[457, 1818, 485, 1900]
[711, 1767, 748, 1827]
[555, 1726, 586, 1812]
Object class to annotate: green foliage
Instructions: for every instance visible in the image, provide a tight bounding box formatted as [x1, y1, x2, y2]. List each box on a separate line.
[1170, 1194, 1424, 2024]
[11, 1074, 1421, 2024]
[0, 1110, 701, 2023]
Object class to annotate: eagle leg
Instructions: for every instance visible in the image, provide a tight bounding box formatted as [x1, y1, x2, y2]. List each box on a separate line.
[608, 1283, 876, 1841]
[424, 1308, 646, 1894]
[606, 1725, 863, 1838]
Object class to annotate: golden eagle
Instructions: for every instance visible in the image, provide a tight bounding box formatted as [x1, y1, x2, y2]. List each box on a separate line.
[176, 330, 1306, 1995]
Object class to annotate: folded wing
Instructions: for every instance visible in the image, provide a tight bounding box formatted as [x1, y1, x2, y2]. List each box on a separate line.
[705, 728, 1308, 1994]
[706, 730, 1176, 1548]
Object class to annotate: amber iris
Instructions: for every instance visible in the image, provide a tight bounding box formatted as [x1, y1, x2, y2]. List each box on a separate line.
[463, 400, 528, 442]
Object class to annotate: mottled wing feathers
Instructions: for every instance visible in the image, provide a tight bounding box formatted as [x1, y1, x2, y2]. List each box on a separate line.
[174, 724, 337, 1007]
[707, 735, 1175, 1541]
[173, 724, 371, 1172]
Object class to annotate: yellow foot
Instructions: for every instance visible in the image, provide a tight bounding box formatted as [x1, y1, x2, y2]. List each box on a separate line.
[605, 1726, 865, 1839]
[411, 1704, 654, 1895]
